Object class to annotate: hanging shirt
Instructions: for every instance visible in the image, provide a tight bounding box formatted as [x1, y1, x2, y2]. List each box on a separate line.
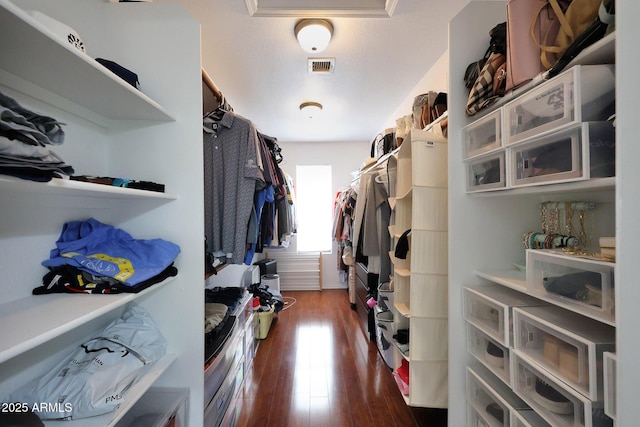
[204, 111, 263, 264]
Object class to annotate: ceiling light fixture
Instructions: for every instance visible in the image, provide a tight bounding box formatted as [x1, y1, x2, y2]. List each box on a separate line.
[295, 19, 333, 53]
[299, 101, 323, 118]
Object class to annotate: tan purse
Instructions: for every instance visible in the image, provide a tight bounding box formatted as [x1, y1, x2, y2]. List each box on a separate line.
[535, 0, 602, 69]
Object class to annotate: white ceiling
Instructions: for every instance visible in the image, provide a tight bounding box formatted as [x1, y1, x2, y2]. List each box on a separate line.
[161, 0, 469, 143]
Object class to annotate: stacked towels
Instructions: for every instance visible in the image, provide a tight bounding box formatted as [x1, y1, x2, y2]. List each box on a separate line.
[0, 90, 73, 181]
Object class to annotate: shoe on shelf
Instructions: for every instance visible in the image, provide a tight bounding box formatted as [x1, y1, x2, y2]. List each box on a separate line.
[485, 402, 504, 423]
[485, 340, 505, 368]
[532, 377, 574, 415]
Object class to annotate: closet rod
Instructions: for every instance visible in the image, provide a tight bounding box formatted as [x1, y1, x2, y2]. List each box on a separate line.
[423, 110, 448, 133]
[202, 68, 222, 102]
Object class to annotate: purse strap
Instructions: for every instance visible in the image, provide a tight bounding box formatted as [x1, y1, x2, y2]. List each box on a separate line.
[530, 0, 574, 69]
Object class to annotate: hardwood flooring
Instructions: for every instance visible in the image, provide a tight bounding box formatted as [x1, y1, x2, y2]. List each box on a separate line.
[234, 290, 448, 427]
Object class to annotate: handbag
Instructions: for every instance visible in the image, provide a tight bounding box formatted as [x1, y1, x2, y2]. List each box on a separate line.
[547, 0, 615, 78]
[536, 0, 603, 69]
[505, 0, 569, 91]
[464, 22, 506, 90]
[465, 52, 506, 116]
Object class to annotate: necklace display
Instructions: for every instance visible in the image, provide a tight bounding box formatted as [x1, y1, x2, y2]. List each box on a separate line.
[524, 201, 591, 250]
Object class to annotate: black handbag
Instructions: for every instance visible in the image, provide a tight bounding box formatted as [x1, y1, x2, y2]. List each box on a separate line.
[464, 22, 507, 89]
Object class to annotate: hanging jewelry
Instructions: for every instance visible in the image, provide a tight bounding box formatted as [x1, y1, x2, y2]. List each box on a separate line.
[540, 202, 548, 234]
[548, 204, 559, 235]
[578, 209, 587, 247]
[565, 201, 574, 236]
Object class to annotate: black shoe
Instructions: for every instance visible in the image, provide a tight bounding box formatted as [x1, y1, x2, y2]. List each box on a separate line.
[486, 341, 505, 367]
[485, 402, 504, 423]
[532, 377, 574, 415]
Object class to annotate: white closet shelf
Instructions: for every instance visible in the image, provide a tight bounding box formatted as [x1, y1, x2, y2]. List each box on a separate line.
[0, 0, 174, 124]
[395, 302, 411, 318]
[0, 176, 177, 201]
[394, 268, 410, 277]
[0, 277, 175, 364]
[475, 269, 527, 291]
[396, 187, 413, 201]
[45, 353, 177, 427]
[469, 177, 615, 197]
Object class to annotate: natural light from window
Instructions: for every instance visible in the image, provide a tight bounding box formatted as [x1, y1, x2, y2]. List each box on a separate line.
[295, 165, 332, 252]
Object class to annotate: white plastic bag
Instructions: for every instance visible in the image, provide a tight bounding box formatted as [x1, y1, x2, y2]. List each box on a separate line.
[3, 305, 166, 420]
[341, 245, 355, 266]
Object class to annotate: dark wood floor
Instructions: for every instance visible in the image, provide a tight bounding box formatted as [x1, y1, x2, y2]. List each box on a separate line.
[235, 290, 448, 427]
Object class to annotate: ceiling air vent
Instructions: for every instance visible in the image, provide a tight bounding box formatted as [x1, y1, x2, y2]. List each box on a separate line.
[308, 58, 335, 74]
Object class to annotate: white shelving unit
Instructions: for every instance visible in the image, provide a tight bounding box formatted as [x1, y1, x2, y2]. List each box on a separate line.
[447, 1, 637, 426]
[0, 0, 203, 425]
[390, 128, 448, 408]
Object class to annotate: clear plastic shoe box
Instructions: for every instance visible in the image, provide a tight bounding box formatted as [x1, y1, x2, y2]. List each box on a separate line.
[504, 65, 615, 145]
[511, 408, 552, 427]
[463, 284, 546, 347]
[509, 121, 615, 188]
[526, 249, 615, 324]
[512, 352, 602, 427]
[467, 364, 530, 427]
[513, 305, 615, 400]
[603, 351, 616, 421]
[467, 322, 512, 386]
[463, 108, 502, 159]
[465, 151, 507, 192]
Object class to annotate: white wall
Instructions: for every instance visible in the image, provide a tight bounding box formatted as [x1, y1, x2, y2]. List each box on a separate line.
[274, 52, 450, 290]
[382, 51, 450, 130]
[277, 139, 371, 289]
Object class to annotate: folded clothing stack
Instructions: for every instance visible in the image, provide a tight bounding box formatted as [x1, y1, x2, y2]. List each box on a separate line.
[34, 218, 180, 294]
[71, 175, 165, 192]
[0, 90, 73, 181]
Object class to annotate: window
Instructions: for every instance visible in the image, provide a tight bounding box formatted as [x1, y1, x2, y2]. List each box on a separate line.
[295, 165, 332, 252]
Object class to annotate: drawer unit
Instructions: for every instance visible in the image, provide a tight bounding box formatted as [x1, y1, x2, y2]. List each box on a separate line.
[513, 305, 615, 400]
[463, 284, 546, 347]
[512, 352, 611, 427]
[504, 65, 615, 144]
[463, 108, 502, 159]
[466, 150, 507, 192]
[204, 324, 243, 408]
[526, 249, 615, 324]
[468, 403, 495, 427]
[511, 409, 552, 427]
[603, 352, 616, 421]
[204, 350, 244, 427]
[467, 365, 530, 427]
[510, 122, 615, 188]
[467, 323, 511, 386]
[244, 312, 255, 371]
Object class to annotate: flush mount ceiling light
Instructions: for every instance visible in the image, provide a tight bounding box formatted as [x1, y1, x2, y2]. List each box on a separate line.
[299, 101, 323, 118]
[295, 19, 333, 53]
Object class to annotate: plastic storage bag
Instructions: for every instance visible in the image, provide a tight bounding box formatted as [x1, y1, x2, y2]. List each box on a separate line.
[3, 305, 166, 420]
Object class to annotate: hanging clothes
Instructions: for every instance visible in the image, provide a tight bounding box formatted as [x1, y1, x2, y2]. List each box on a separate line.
[363, 169, 392, 284]
[203, 110, 264, 265]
